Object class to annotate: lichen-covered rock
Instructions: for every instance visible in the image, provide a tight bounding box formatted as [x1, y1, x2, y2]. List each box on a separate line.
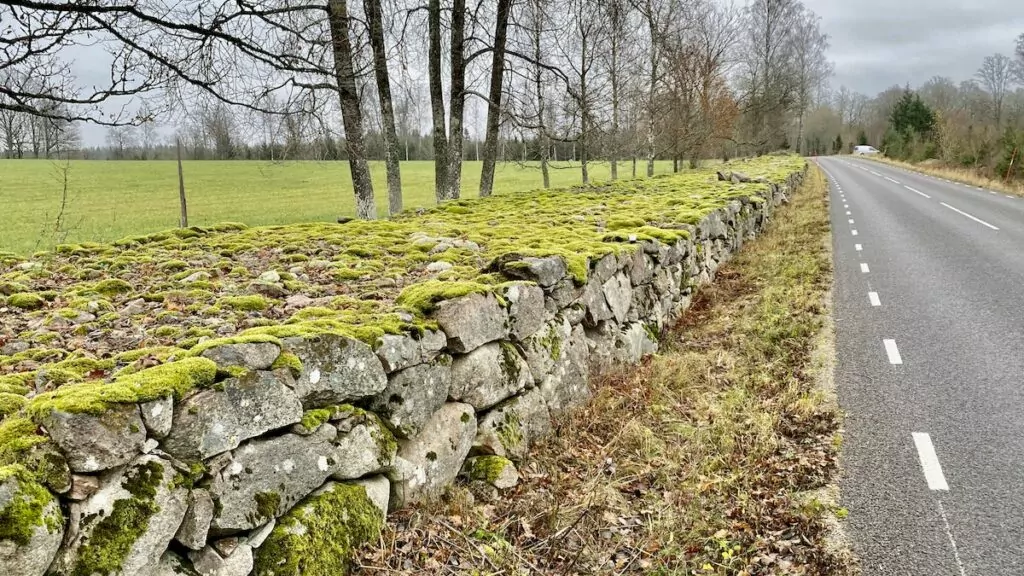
[0, 466, 64, 576]
[602, 272, 633, 323]
[473, 388, 552, 461]
[282, 334, 387, 407]
[433, 293, 508, 353]
[162, 370, 303, 461]
[244, 519, 275, 549]
[449, 342, 532, 411]
[368, 356, 452, 439]
[585, 321, 619, 377]
[628, 250, 655, 286]
[545, 278, 584, 312]
[521, 317, 572, 384]
[502, 283, 547, 341]
[38, 403, 146, 473]
[149, 551, 199, 576]
[140, 396, 173, 439]
[462, 455, 519, 489]
[331, 415, 396, 480]
[252, 482, 383, 576]
[500, 256, 567, 288]
[591, 253, 619, 283]
[616, 322, 659, 364]
[57, 455, 189, 575]
[581, 278, 614, 327]
[373, 329, 446, 373]
[209, 424, 340, 533]
[190, 543, 253, 576]
[176, 488, 214, 550]
[390, 402, 476, 509]
[540, 325, 591, 416]
[200, 342, 281, 371]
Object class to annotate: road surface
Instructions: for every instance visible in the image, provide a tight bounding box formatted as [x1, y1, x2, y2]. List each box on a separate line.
[814, 156, 1024, 575]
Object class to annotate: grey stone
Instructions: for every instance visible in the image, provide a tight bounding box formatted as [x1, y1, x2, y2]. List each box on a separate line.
[369, 357, 452, 438]
[521, 317, 572, 384]
[351, 475, 390, 518]
[473, 387, 552, 461]
[176, 489, 215, 550]
[615, 323, 659, 364]
[149, 551, 199, 576]
[374, 329, 446, 373]
[183, 271, 212, 283]
[449, 342, 532, 411]
[58, 455, 189, 575]
[140, 396, 173, 439]
[501, 256, 567, 287]
[426, 261, 453, 273]
[142, 438, 160, 453]
[68, 474, 100, 501]
[331, 414, 396, 479]
[189, 544, 253, 576]
[602, 273, 633, 323]
[462, 456, 520, 489]
[562, 302, 587, 326]
[581, 278, 614, 327]
[258, 270, 281, 283]
[0, 472, 64, 576]
[434, 293, 509, 353]
[200, 342, 281, 371]
[453, 239, 482, 252]
[244, 519, 275, 549]
[585, 321, 619, 377]
[502, 283, 546, 341]
[591, 253, 619, 283]
[628, 250, 655, 286]
[283, 333, 388, 407]
[39, 403, 146, 473]
[698, 212, 728, 240]
[210, 424, 340, 532]
[545, 278, 584, 312]
[429, 241, 453, 255]
[540, 325, 591, 416]
[162, 370, 303, 461]
[284, 294, 314, 309]
[390, 402, 477, 509]
[1, 340, 30, 355]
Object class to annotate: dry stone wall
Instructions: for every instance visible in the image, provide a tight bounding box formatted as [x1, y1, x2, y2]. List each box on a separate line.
[1, 169, 804, 576]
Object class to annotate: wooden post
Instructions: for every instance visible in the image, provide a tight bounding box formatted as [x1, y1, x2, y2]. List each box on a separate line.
[1005, 147, 1018, 184]
[176, 137, 188, 228]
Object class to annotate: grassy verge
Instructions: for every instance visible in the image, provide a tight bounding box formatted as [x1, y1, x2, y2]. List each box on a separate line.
[358, 166, 853, 574]
[864, 156, 1024, 197]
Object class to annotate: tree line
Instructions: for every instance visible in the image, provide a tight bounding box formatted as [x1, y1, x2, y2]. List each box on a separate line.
[795, 33, 1024, 180]
[1, 0, 831, 218]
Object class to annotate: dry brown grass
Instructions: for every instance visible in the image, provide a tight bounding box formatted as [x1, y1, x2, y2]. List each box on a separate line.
[356, 167, 853, 576]
[866, 156, 1024, 197]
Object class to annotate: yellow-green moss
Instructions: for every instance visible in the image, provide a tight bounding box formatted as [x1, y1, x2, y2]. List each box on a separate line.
[467, 455, 515, 484]
[395, 280, 491, 314]
[89, 278, 133, 297]
[186, 334, 281, 358]
[0, 393, 28, 417]
[71, 460, 164, 576]
[0, 464, 60, 546]
[27, 357, 217, 417]
[8, 293, 45, 310]
[271, 351, 303, 377]
[253, 483, 384, 576]
[299, 409, 332, 432]
[219, 294, 272, 311]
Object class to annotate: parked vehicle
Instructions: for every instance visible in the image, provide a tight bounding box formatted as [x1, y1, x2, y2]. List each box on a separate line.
[853, 145, 880, 155]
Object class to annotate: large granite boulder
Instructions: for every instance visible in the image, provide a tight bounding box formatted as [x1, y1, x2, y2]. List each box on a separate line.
[390, 403, 476, 509]
[38, 404, 146, 473]
[282, 334, 387, 407]
[369, 356, 452, 438]
[449, 342, 532, 411]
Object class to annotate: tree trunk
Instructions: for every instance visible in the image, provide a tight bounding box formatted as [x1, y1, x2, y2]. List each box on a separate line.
[533, 0, 550, 190]
[444, 0, 468, 201]
[176, 137, 188, 228]
[609, 0, 621, 180]
[328, 0, 376, 219]
[428, 0, 449, 203]
[479, 0, 513, 197]
[366, 0, 403, 216]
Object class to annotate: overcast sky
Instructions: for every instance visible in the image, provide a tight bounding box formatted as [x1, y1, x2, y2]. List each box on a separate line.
[804, 0, 1024, 94]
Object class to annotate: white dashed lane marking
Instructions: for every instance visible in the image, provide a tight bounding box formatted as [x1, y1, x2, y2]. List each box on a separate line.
[860, 263, 870, 273]
[855, 244, 862, 251]
[883, 339, 903, 364]
[869, 292, 881, 306]
[912, 432, 949, 490]
[939, 202, 1000, 230]
[852, 230, 859, 236]
[885, 177, 901, 184]
[904, 186, 931, 199]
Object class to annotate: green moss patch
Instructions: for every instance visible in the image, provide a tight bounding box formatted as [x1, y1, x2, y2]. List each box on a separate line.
[0, 464, 60, 546]
[253, 483, 384, 576]
[8, 293, 45, 310]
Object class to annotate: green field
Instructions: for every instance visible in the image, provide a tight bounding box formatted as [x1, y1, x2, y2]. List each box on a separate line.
[0, 159, 681, 255]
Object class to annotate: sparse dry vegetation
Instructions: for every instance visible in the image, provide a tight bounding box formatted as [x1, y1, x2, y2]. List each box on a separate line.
[357, 167, 854, 575]
[867, 156, 1024, 197]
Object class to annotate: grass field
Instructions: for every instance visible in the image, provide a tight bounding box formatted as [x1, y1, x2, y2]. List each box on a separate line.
[0, 159, 680, 255]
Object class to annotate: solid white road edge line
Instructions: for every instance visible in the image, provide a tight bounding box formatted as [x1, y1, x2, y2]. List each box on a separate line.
[912, 432, 949, 490]
[860, 263, 870, 273]
[884, 339, 902, 365]
[937, 500, 968, 576]
[869, 292, 881, 306]
[940, 202, 1000, 230]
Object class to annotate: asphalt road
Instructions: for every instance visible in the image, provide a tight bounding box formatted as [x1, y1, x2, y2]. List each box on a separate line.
[814, 156, 1024, 575]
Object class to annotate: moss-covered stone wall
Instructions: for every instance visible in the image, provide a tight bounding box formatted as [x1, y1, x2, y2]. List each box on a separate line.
[0, 156, 805, 575]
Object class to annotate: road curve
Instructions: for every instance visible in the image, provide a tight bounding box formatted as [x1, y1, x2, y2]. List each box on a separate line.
[815, 156, 1024, 575]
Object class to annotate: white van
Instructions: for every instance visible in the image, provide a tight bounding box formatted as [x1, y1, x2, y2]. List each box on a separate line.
[853, 145, 880, 155]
